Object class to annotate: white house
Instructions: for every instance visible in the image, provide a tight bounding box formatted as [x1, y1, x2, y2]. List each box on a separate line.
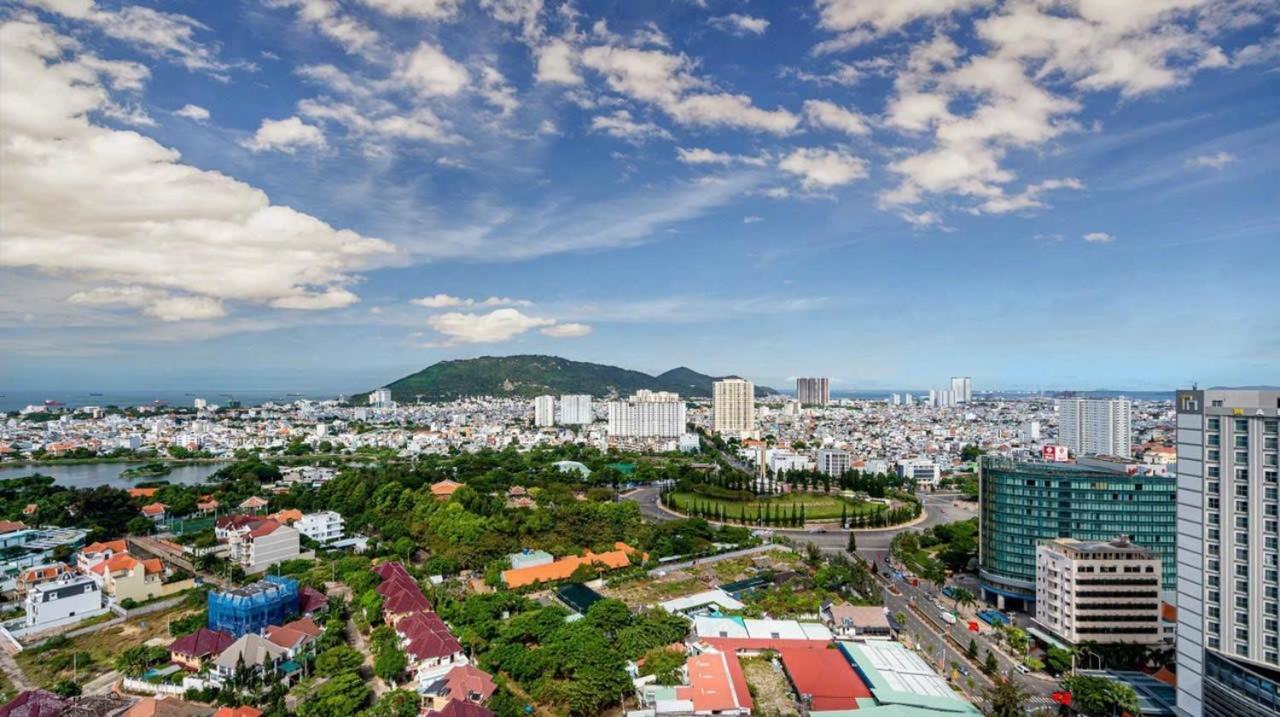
[225, 520, 301, 573]
[295, 511, 345, 545]
[25, 573, 104, 629]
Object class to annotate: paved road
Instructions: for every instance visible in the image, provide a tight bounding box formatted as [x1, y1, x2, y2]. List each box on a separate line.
[884, 571, 1061, 710]
[648, 543, 791, 575]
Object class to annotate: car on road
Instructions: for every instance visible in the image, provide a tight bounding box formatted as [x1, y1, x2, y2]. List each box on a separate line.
[1015, 663, 1031, 675]
[940, 611, 957, 625]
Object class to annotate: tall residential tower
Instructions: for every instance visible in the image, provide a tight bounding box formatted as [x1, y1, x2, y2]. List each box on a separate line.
[712, 378, 755, 435]
[1058, 397, 1133, 458]
[796, 377, 830, 406]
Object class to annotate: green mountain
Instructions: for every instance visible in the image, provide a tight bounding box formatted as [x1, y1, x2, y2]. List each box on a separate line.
[655, 367, 775, 398]
[372, 355, 776, 402]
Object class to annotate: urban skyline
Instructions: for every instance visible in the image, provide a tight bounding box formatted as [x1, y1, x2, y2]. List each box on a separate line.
[1, 2, 1277, 391]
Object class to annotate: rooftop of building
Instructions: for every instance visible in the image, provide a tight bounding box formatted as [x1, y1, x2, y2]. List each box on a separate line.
[1041, 535, 1155, 558]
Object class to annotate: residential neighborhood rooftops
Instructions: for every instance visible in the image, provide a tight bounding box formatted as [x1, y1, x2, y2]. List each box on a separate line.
[659, 589, 745, 615]
[423, 700, 493, 717]
[122, 698, 212, 717]
[674, 651, 752, 714]
[839, 641, 980, 715]
[501, 542, 638, 588]
[0, 690, 67, 717]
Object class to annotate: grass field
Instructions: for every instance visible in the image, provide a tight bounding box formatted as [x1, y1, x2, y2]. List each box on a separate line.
[667, 491, 886, 521]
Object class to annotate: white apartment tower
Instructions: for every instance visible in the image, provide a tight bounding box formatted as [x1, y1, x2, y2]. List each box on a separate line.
[532, 395, 555, 427]
[559, 394, 593, 425]
[370, 388, 393, 406]
[607, 392, 685, 437]
[1035, 536, 1164, 646]
[796, 378, 830, 406]
[1058, 397, 1133, 458]
[713, 378, 755, 435]
[950, 377, 973, 404]
[1175, 389, 1280, 717]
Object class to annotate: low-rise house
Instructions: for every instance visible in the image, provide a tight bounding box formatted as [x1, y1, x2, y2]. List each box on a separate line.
[16, 564, 73, 595]
[674, 652, 752, 716]
[238, 497, 269, 513]
[211, 707, 261, 717]
[140, 503, 168, 522]
[267, 509, 302, 526]
[195, 497, 219, 514]
[76, 540, 129, 572]
[169, 628, 236, 671]
[89, 553, 192, 604]
[659, 589, 745, 618]
[430, 480, 463, 500]
[423, 665, 496, 712]
[821, 603, 892, 640]
[211, 633, 287, 684]
[298, 586, 330, 616]
[24, 573, 103, 630]
[295, 511, 344, 545]
[397, 610, 467, 683]
[122, 697, 212, 717]
[500, 543, 639, 588]
[423, 701, 493, 717]
[264, 617, 321, 658]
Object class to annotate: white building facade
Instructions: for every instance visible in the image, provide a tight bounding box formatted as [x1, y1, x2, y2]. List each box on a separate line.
[713, 378, 754, 436]
[1034, 537, 1163, 646]
[296, 511, 345, 545]
[607, 393, 686, 437]
[558, 395, 593, 425]
[532, 395, 555, 427]
[1058, 397, 1133, 458]
[25, 574, 103, 629]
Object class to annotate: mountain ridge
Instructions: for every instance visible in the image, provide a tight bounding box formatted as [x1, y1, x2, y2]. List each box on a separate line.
[372, 355, 776, 402]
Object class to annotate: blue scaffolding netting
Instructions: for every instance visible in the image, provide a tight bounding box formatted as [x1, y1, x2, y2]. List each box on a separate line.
[207, 576, 299, 637]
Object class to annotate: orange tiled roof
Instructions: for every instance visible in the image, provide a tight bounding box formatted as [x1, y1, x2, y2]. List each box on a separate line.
[82, 539, 128, 556]
[140, 502, 168, 516]
[431, 479, 464, 497]
[127, 487, 159, 499]
[213, 708, 262, 717]
[0, 520, 27, 533]
[501, 542, 639, 588]
[269, 509, 303, 525]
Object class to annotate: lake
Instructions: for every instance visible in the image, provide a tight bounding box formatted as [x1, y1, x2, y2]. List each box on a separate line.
[0, 462, 227, 489]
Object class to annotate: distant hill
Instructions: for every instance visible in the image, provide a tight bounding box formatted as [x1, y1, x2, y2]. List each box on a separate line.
[371, 355, 776, 402]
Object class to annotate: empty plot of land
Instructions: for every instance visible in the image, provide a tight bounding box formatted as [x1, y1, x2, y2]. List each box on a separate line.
[740, 657, 800, 717]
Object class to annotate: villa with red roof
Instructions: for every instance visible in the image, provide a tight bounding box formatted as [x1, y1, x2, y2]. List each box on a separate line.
[423, 665, 497, 712]
[170, 627, 235, 671]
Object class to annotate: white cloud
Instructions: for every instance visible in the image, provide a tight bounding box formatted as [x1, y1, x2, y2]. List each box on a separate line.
[1186, 151, 1236, 169]
[814, 0, 991, 53]
[396, 42, 470, 97]
[427, 307, 553, 343]
[803, 99, 870, 136]
[479, 0, 544, 42]
[242, 116, 328, 153]
[579, 44, 798, 135]
[535, 38, 582, 84]
[1083, 231, 1115, 244]
[778, 148, 869, 189]
[479, 66, 519, 116]
[743, 215, 764, 224]
[174, 104, 210, 122]
[412, 294, 530, 308]
[23, 0, 237, 73]
[299, 99, 454, 148]
[675, 147, 767, 166]
[143, 295, 227, 321]
[357, 0, 460, 20]
[265, 0, 381, 56]
[975, 177, 1084, 214]
[710, 14, 770, 37]
[540, 322, 592, 337]
[590, 110, 671, 142]
[0, 18, 394, 320]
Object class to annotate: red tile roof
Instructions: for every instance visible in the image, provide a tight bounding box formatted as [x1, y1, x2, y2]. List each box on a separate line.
[397, 611, 462, 661]
[169, 628, 235, 659]
[675, 652, 752, 714]
[212, 708, 261, 717]
[298, 586, 329, 614]
[778, 645, 870, 711]
[439, 665, 496, 703]
[424, 700, 493, 717]
[0, 690, 67, 717]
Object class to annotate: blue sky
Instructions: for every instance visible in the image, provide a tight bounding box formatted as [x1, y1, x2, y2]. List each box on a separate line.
[1, 0, 1277, 393]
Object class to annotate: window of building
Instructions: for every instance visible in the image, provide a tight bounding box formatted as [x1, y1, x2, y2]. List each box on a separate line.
[1237, 418, 1251, 432]
[1209, 417, 1221, 430]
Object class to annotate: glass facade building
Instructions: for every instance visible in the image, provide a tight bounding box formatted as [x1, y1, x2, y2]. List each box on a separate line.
[979, 456, 1176, 610]
[207, 576, 298, 637]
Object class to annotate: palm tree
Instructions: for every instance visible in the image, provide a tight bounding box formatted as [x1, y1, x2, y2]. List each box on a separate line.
[982, 673, 1030, 717]
[951, 587, 976, 613]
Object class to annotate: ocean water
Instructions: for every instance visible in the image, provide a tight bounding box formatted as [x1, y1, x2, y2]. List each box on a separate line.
[0, 388, 346, 412]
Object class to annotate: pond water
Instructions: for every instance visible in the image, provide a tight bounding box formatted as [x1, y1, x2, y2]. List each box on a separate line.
[0, 462, 226, 489]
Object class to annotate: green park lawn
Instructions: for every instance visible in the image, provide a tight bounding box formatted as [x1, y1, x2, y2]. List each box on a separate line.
[667, 490, 886, 521]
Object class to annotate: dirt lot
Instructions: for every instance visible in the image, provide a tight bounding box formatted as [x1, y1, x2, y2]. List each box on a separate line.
[16, 601, 200, 688]
[741, 657, 799, 717]
[602, 552, 808, 609]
